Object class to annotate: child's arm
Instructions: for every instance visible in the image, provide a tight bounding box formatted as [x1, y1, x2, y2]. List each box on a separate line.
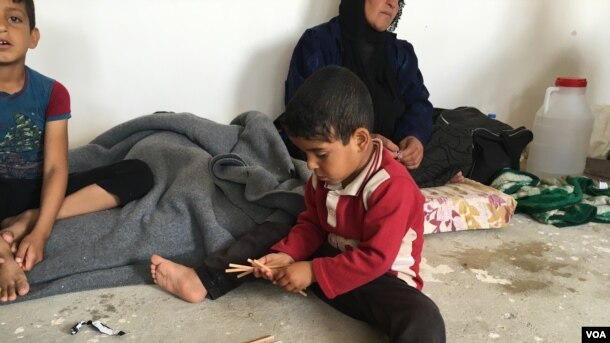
[15, 120, 69, 271]
[268, 176, 327, 261]
[253, 176, 325, 293]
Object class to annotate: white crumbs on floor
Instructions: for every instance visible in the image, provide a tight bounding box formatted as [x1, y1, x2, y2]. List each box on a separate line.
[419, 257, 455, 282]
[469, 269, 511, 285]
[50, 316, 65, 326]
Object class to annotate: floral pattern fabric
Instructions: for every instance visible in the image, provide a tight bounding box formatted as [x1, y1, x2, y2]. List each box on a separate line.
[421, 178, 516, 234]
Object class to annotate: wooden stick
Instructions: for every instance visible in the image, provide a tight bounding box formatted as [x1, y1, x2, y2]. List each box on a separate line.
[298, 290, 307, 297]
[248, 258, 272, 273]
[236, 270, 252, 278]
[265, 264, 290, 269]
[229, 263, 252, 269]
[225, 268, 252, 273]
[248, 335, 275, 343]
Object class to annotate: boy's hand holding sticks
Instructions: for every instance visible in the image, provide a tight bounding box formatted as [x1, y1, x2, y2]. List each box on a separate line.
[225, 253, 308, 296]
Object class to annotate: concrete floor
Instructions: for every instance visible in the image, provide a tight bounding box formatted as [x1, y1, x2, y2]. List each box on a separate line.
[1, 214, 608, 343]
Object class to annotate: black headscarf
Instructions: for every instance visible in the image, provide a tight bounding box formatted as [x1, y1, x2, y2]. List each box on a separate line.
[339, 0, 405, 140]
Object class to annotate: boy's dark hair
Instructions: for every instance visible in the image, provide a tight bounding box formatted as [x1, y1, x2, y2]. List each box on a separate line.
[280, 66, 374, 144]
[13, 0, 35, 31]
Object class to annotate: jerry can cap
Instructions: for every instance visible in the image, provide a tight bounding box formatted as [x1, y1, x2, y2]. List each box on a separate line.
[555, 77, 587, 87]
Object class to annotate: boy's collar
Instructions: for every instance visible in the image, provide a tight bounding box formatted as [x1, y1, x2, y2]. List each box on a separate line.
[0, 66, 29, 98]
[325, 139, 383, 196]
[7, 66, 29, 99]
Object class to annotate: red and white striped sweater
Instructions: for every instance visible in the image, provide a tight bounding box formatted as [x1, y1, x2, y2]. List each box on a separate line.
[272, 140, 425, 299]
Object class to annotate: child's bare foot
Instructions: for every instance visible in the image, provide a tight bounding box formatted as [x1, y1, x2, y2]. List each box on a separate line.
[0, 252, 30, 302]
[150, 254, 207, 303]
[1, 209, 39, 249]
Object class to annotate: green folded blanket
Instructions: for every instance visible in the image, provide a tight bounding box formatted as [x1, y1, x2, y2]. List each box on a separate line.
[491, 169, 610, 227]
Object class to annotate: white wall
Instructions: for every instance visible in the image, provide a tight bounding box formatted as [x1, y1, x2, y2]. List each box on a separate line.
[28, 0, 610, 147]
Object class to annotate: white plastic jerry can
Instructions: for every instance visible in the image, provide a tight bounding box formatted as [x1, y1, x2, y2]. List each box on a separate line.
[527, 77, 594, 179]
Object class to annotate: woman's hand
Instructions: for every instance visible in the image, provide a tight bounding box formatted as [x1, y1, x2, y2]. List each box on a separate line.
[397, 136, 424, 169]
[371, 134, 400, 157]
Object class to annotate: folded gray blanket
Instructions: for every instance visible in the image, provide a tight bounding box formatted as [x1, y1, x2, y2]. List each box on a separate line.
[16, 111, 310, 302]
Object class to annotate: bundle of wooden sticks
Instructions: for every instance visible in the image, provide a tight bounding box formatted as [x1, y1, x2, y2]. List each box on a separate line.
[225, 259, 307, 297]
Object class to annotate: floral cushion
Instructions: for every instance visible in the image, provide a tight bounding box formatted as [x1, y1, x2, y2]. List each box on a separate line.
[421, 178, 516, 234]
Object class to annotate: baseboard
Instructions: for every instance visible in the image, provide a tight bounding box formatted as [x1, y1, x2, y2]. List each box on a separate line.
[585, 157, 610, 179]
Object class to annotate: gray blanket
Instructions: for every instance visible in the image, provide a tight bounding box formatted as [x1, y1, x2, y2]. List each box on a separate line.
[17, 111, 310, 302]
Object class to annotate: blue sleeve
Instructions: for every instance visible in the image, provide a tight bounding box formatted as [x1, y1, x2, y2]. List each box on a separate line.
[390, 40, 433, 145]
[285, 23, 339, 106]
[285, 29, 322, 106]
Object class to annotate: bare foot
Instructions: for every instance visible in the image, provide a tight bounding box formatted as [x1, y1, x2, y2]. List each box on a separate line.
[150, 254, 207, 303]
[1, 209, 39, 249]
[449, 170, 465, 184]
[0, 254, 30, 302]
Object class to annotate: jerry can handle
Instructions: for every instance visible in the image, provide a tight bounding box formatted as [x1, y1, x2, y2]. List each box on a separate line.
[543, 86, 560, 114]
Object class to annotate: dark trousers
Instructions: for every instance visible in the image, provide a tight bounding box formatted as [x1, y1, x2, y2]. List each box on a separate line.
[0, 159, 154, 221]
[195, 221, 292, 299]
[311, 273, 445, 343]
[196, 221, 446, 343]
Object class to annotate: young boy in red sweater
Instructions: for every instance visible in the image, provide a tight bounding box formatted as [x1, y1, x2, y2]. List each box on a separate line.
[150, 65, 444, 342]
[253, 65, 445, 342]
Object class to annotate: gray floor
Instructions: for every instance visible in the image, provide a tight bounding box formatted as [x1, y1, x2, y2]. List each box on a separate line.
[1, 214, 608, 343]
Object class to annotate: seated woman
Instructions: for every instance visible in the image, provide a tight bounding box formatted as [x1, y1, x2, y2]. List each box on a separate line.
[278, 0, 463, 187]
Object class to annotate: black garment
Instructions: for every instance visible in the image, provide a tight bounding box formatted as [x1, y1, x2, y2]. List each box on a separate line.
[0, 159, 153, 220]
[311, 244, 446, 343]
[339, 0, 405, 139]
[196, 222, 446, 342]
[311, 275, 445, 343]
[195, 221, 292, 299]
